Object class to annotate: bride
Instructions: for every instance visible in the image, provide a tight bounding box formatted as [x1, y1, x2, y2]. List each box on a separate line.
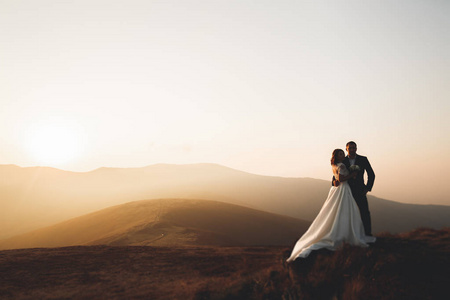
[287, 149, 376, 262]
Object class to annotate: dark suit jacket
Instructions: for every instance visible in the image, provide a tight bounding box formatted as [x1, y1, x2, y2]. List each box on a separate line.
[343, 154, 375, 194]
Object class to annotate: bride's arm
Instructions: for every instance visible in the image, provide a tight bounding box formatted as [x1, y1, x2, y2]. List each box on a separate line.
[338, 172, 356, 182]
[335, 164, 356, 182]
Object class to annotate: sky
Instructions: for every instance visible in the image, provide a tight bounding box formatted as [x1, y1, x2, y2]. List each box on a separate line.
[1, 0, 449, 206]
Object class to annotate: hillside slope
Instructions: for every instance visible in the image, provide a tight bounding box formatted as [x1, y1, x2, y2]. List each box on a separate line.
[0, 199, 310, 250]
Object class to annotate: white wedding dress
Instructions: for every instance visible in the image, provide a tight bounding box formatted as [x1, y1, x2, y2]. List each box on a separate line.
[287, 163, 376, 262]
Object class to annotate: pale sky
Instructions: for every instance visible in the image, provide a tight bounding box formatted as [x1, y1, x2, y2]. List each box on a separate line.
[1, 0, 449, 205]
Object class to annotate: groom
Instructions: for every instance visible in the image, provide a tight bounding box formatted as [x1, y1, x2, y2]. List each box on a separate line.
[333, 141, 375, 236]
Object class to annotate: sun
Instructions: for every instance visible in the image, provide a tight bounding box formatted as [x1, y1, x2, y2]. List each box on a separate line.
[26, 123, 83, 166]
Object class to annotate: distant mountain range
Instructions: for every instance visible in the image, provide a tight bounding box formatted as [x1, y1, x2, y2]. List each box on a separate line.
[0, 198, 310, 250]
[1, 163, 449, 242]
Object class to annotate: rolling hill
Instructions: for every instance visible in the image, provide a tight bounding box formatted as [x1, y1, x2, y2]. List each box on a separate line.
[0, 198, 310, 250]
[1, 163, 449, 239]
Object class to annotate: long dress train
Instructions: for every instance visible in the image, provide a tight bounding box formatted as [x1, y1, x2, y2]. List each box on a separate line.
[287, 163, 376, 262]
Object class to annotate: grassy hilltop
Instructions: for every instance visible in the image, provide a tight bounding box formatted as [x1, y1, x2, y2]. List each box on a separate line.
[1, 228, 448, 300]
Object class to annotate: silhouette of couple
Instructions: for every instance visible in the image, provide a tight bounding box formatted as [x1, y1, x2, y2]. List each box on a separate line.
[287, 141, 376, 262]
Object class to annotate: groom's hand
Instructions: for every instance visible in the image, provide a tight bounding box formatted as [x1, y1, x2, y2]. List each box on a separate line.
[363, 189, 369, 195]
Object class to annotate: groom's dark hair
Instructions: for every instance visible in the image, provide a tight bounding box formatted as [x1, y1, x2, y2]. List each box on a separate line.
[346, 141, 357, 148]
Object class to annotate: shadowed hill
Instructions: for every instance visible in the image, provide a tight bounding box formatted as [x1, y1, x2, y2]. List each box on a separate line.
[0, 199, 310, 250]
[0, 228, 448, 299]
[369, 197, 450, 233]
[1, 163, 449, 239]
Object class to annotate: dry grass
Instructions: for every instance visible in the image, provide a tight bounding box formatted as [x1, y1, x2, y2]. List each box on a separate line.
[281, 227, 450, 300]
[1, 228, 449, 299]
[0, 245, 283, 299]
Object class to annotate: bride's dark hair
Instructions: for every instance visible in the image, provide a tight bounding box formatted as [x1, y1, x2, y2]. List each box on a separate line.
[331, 149, 344, 165]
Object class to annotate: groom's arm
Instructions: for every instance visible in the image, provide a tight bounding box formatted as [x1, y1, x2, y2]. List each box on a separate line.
[365, 157, 375, 191]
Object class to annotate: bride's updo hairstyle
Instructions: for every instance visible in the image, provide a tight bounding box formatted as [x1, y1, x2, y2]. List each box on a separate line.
[331, 149, 344, 165]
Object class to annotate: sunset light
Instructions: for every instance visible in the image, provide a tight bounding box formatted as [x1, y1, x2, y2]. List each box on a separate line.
[1, 0, 449, 205]
[25, 123, 83, 166]
[0, 1, 449, 299]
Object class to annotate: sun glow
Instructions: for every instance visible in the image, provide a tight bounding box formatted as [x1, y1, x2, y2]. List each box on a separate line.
[26, 123, 84, 166]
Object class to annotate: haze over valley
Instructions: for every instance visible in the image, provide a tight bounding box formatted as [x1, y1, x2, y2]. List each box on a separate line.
[1, 163, 449, 247]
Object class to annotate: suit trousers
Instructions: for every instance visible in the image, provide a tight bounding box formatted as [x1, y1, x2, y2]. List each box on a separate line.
[352, 191, 372, 236]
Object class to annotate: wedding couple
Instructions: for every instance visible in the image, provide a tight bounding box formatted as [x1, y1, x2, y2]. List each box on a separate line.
[287, 141, 376, 262]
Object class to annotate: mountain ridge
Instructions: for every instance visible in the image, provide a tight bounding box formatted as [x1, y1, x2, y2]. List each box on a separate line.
[1, 163, 449, 240]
